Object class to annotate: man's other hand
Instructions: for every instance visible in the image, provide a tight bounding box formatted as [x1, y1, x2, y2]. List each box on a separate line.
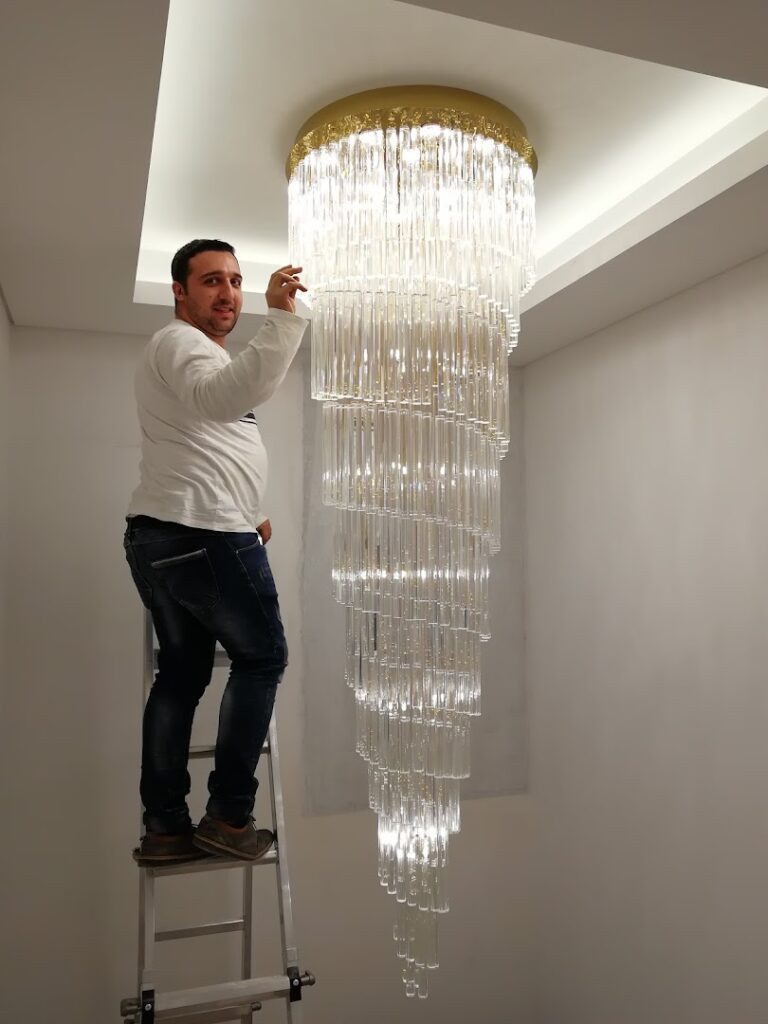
[266, 265, 307, 314]
[257, 519, 272, 544]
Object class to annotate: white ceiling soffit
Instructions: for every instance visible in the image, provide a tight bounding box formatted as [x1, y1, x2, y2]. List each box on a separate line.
[136, 0, 768, 360]
[0, 0, 172, 338]
[514, 164, 768, 364]
[398, 0, 768, 88]
[1, 0, 767, 360]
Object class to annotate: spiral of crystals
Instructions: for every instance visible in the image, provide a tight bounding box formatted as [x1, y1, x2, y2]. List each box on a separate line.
[288, 123, 535, 998]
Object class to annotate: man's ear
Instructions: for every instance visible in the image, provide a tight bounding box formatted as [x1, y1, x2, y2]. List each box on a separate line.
[172, 281, 185, 303]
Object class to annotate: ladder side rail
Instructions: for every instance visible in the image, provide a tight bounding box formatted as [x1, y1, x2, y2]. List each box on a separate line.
[240, 865, 254, 1024]
[139, 609, 157, 997]
[139, 871, 156, 994]
[266, 716, 304, 1021]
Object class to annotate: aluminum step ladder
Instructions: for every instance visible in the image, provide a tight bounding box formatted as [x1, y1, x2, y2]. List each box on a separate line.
[120, 611, 315, 1024]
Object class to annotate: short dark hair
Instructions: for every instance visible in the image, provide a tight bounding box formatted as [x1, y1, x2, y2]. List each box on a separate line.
[171, 238, 236, 287]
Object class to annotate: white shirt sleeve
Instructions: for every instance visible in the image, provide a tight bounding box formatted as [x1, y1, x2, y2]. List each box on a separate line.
[154, 308, 307, 422]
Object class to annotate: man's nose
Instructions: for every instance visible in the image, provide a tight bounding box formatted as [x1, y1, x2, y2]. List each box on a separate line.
[218, 281, 235, 302]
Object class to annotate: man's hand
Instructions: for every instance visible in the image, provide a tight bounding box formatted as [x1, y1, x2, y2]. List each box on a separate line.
[257, 519, 272, 544]
[265, 265, 307, 314]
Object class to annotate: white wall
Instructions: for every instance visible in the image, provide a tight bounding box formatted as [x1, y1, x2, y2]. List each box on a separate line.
[0, 324, 535, 1024]
[11, 245, 767, 1024]
[524, 250, 768, 1024]
[0, 295, 10, 694]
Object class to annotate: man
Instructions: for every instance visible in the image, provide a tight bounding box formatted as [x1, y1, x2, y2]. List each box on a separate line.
[123, 238, 307, 864]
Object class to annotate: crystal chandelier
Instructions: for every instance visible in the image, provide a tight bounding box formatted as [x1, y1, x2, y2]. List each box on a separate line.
[287, 86, 536, 998]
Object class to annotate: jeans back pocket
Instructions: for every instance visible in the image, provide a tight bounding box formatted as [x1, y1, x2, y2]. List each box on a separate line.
[150, 548, 221, 613]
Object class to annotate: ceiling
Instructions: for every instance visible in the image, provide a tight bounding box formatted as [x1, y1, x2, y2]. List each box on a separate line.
[2, 0, 768, 363]
[403, 0, 768, 88]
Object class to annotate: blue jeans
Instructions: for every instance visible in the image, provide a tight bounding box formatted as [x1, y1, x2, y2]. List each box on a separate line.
[123, 515, 287, 833]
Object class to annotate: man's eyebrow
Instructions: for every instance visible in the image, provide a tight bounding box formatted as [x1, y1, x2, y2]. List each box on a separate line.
[199, 270, 243, 280]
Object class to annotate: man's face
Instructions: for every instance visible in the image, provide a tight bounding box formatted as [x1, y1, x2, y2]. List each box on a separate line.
[173, 250, 243, 341]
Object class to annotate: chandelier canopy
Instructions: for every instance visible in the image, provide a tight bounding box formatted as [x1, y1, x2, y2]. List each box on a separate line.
[287, 85, 536, 999]
[286, 85, 537, 179]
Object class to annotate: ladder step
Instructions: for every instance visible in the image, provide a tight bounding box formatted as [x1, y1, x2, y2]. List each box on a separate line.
[189, 741, 269, 760]
[123, 1002, 258, 1024]
[151, 1008, 259, 1024]
[188, 745, 215, 760]
[156, 919, 244, 942]
[148, 849, 277, 878]
[189, 745, 217, 761]
[154, 975, 292, 1019]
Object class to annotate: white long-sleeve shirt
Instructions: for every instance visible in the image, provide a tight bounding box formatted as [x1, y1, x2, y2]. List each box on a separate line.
[127, 309, 307, 532]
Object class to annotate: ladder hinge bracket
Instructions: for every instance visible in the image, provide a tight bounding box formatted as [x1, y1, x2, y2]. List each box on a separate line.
[140, 988, 155, 1023]
[288, 966, 302, 1002]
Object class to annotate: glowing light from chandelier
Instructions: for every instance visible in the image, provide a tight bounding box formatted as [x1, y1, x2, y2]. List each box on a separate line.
[287, 85, 536, 999]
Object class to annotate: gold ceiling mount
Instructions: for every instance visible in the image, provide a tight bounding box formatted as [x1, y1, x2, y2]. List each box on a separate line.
[286, 84, 537, 179]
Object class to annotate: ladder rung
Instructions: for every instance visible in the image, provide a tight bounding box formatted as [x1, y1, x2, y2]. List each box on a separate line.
[151, 1008, 258, 1024]
[188, 745, 215, 759]
[156, 919, 244, 942]
[148, 849, 277, 878]
[122, 996, 263, 1024]
[154, 975, 292, 1019]
[189, 741, 270, 760]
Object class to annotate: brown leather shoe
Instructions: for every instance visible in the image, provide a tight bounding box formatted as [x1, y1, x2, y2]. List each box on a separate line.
[192, 815, 275, 861]
[132, 828, 212, 866]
